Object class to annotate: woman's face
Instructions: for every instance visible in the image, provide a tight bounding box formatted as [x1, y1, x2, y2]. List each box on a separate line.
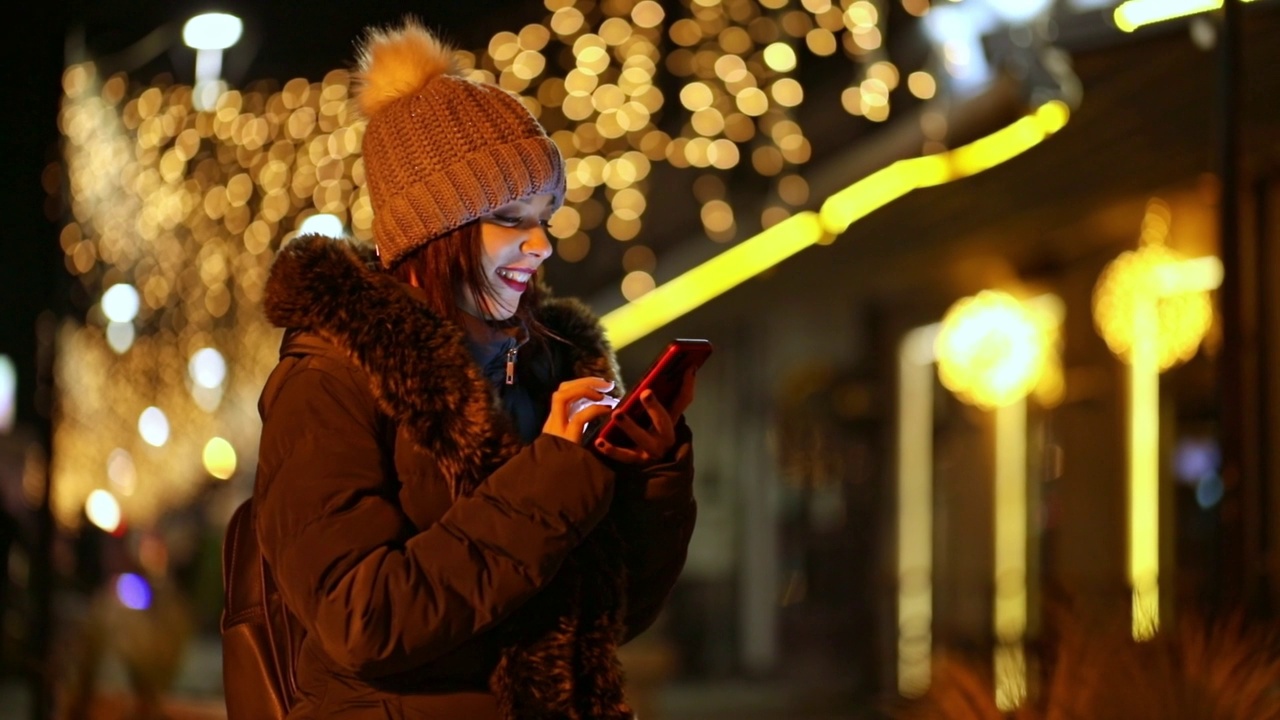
[460, 192, 557, 321]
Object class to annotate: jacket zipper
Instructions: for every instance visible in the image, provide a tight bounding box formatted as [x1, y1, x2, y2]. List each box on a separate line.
[505, 347, 518, 385]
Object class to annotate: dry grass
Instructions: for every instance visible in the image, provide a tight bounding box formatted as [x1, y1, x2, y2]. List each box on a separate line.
[897, 616, 1280, 720]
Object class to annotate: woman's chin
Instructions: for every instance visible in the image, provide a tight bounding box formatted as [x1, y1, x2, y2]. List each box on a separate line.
[482, 300, 519, 321]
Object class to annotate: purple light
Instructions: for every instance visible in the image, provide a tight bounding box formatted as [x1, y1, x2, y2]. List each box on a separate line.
[115, 573, 152, 610]
[1173, 438, 1219, 485]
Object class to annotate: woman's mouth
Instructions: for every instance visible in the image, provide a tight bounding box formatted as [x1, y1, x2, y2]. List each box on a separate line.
[496, 267, 533, 292]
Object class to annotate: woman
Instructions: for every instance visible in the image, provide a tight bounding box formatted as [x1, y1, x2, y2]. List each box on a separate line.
[252, 19, 698, 720]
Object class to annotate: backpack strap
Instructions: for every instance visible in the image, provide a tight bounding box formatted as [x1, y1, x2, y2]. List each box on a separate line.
[221, 498, 302, 719]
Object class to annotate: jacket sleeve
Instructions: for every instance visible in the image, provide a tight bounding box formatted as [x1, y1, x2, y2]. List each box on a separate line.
[612, 421, 697, 641]
[254, 360, 617, 678]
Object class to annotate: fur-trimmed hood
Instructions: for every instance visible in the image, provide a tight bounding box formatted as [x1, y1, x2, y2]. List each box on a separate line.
[264, 233, 620, 499]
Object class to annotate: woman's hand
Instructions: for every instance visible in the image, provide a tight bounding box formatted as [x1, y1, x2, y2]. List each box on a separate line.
[594, 367, 696, 466]
[542, 377, 619, 444]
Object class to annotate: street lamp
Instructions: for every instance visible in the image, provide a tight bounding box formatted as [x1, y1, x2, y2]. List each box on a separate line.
[895, 291, 1062, 707]
[1092, 199, 1222, 642]
[182, 12, 243, 110]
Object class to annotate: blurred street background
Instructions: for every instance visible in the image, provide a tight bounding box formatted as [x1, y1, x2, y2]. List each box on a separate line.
[4, 0, 1280, 718]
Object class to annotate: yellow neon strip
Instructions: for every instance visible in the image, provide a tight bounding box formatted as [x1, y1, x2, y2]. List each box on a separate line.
[1129, 294, 1160, 641]
[1114, 0, 1258, 33]
[821, 157, 949, 236]
[600, 212, 825, 348]
[602, 101, 1072, 348]
[993, 399, 1028, 710]
[949, 105, 1066, 178]
[825, 102, 1070, 235]
[897, 324, 939, 698]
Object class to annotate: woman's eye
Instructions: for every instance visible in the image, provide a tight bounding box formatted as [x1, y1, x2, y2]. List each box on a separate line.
[491, 215, 520, 226]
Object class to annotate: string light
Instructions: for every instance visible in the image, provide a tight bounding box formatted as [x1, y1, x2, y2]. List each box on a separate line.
[53, 0, 925, 525]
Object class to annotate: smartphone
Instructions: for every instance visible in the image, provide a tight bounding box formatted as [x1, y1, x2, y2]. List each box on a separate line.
[586, 338, 713, 450]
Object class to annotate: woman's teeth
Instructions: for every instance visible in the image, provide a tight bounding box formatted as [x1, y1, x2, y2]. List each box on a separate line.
[497, 268, 532, 284]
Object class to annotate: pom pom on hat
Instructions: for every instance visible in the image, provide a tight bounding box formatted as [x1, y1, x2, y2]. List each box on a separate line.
[353, 17, 566, 268]
[355, 19, 456, 119]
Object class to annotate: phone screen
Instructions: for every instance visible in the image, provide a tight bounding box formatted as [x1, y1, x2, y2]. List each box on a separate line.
[585, 338, 713, 449]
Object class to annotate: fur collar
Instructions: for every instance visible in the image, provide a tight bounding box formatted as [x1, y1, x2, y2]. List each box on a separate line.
[263, 234, 620, 498]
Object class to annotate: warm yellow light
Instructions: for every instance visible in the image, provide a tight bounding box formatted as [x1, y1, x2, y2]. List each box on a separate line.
[1129, 291, 1160, 641]
[822, 102, 1068, 235]
[631, 0, 666, 28]
[202, 437, 237, 480]
[950, 101, 1067, 177]
[897, 324, 938, 699]
[763, 42, 798, 72]
[993, 399, 1028, 711]
[934, 291, 1051, 410]
[621, 271, 656, 301]
[820, 156, 948, 235]
[604, 103, 1070, 348]
[679, 82, 714, 111]
[601, 212, 826, 348]
[1093, 244, 1218, 371]
[1092, 202, 1222, 641]
[1113, 0, 1257, 33]
[86, 489, 122, 533]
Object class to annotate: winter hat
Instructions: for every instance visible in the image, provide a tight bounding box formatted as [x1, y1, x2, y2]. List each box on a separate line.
[354, 19, 566, 267]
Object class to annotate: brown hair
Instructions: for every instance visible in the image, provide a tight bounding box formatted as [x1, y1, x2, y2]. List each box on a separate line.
[390, 221, 553, 342]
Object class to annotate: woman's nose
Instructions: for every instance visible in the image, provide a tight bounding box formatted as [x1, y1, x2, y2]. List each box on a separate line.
[522, 225, 553, 259]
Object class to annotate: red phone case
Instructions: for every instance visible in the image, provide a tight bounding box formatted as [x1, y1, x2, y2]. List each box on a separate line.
[591, 339, 713, 450]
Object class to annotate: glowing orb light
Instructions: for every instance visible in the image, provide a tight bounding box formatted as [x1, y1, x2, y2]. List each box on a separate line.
[1092, 243, 1217, 371]
[934, 290, 1052, 410]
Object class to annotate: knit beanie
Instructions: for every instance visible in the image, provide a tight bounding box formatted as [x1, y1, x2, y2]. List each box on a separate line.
[354, 20, 566, 267]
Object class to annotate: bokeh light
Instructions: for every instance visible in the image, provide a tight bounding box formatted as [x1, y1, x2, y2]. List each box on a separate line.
[85, 489, 122, 533]
[101, 284, 140, 323]
[935, 291, 1054, 410]
[52, 0, 924, 525]
[202, 436, 237, 480]
[138, 407, 170, 448]
[1095, 238, 1213, 368]
[189, 348, 227, 389]
[114, 572, 153, 610]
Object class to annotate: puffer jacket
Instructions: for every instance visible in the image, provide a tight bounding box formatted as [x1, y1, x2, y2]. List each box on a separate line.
[253, 235, 696, 719]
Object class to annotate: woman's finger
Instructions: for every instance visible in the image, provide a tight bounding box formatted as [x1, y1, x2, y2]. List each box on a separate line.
[544, 377, 617, 441]
[637, 391, 675, 444]
[669, 367, 697, 420]
[570, 394, 619, 418]
[564, 402, 613, 443]
[611, 409, 670, 459]
[593, 440, 651, 466]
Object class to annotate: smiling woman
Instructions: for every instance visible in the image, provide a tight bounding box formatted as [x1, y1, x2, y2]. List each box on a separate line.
[226, 16, 703, 720]
[393, 193, 557, 325]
